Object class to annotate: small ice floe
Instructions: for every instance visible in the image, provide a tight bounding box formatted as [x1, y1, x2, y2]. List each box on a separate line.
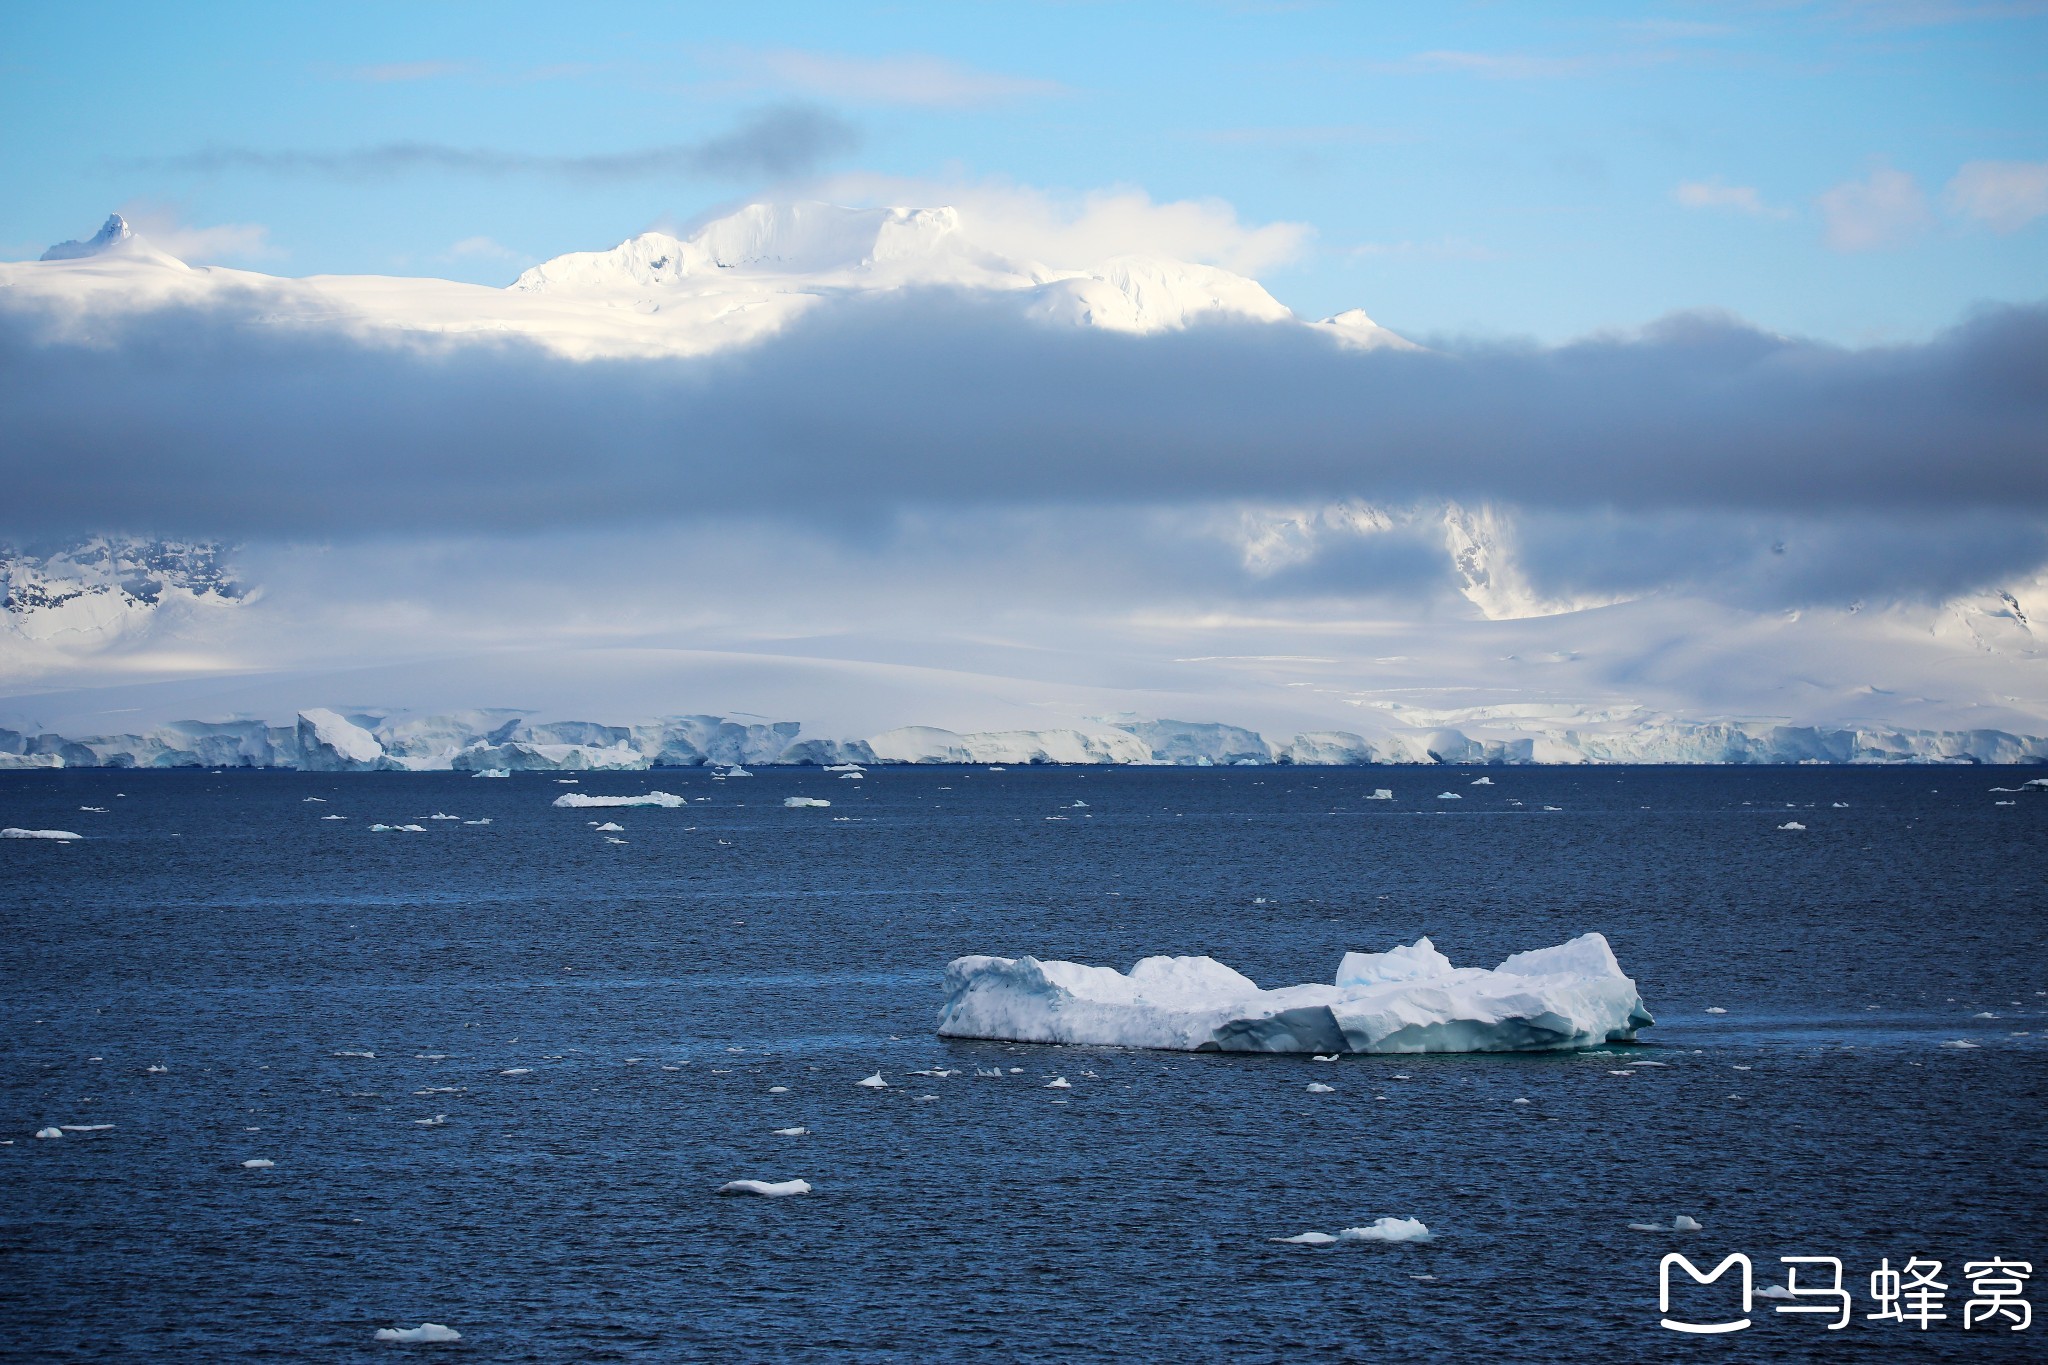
[773, 1126, 809, 1137]
[784, 797, 831, 808]
[1995, 800, 2016, 806]
[588, 821, 623, 830]
[1306, 1082, 1335, 1093]
[1756, 1284, 1798, 1301]
[333, 1049, 376, 1058]
[473, 768, 510, 778]
[975, 1067, 1004, 1078]
[1341, 1218, 1431, 1243]
[768, 1086, 789, 1094]
[1832, 802, 1850, 808]
[426, 813, 460, 821]
[824, 763, 864, 773]
[855, 1072, 888, 1088]
[555, 778, 578, 784]
[1070, 800, 1089, 808]
[717, 1178, 810, 1197]
[322, 815, 347, 821]
[79, 805, 109, 813]
[1628, 1215, 1702, 1232]
[373, 1323, 461, 1344]
[499, 1067, 532, 1075]
[368, 824, 428, 833]
[987, 766, 1006, 772]
[462, 818, 491, 825]
[1542, 804, 1563, 811]
[1704, 1007, 1728, 1015]
[304, 797, 327, 803]
[414, 1115, 447, 1127]
[907, 1069, 961, 1078]
[839, 771, 864, 780]
[146, 1064, 168, 1074]
[1941, 1040, 1981, 1049]
[721, 766, 753, 778]
[241, 1158, 275, 1169]
[3, 828, 82, 840]
[1469, 777, 1493, 786]
[1511, 1098, 1531, 1105]
[604, 837, 627, 844]
[1311, 1055, 1339, 1063]
[1367, 789, 1394, 800]
[1045, 1076, 1071, 1089]
[1973, 1011, 1999, 1019]
[1436, 792, 1462, 800]
[34, 1127, 63, 1139]
[1777, 821, 1806, 831]
[60, 1124, 113, 1132]
[1271, 1231, 1339, 1245]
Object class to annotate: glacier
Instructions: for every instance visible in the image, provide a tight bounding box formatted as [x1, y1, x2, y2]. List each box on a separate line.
[934, 933, 1655, 1054]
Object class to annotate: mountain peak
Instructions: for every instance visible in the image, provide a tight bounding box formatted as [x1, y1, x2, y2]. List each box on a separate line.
[41, 213, 134, 261]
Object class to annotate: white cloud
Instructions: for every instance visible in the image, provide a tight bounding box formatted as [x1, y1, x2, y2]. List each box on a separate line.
[809, 175, 1313, 274]
[720, 48, 1064, 107]
[1673, 179, 1790, 218]
[447, 235, 521, 260]
[119, 204, 279, 264]
[1945, 159, 2048, 233]
[1815, 165, 1931, 251]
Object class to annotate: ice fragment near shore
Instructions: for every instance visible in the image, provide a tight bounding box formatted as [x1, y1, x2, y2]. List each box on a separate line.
[937, 933, 1654, 1054]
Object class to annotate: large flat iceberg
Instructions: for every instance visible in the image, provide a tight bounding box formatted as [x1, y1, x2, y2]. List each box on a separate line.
[551, 791, 685, 808]
[936, 933, 1653, 1053]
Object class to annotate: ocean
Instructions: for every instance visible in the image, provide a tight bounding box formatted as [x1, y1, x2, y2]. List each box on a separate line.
[3, 765, 2043, 1360]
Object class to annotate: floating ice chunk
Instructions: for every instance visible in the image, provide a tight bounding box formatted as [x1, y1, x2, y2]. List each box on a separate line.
[1995, 800, 2016, 806]
[1045, 1076, 1071, 1089]
[426, 813, 460, 821]
[1367, 789, 1394, 800]
[724, 767, 754, 778]
[3, 828, 82, 840]
[553, 791, 683, 808]
[1470, 777, 1493, 786]
[604, 836, 628, 844]
[60, 1124, 113, 1132]
[1628, 1215, 1702, 1232]
[555, 778, 578, 784]
[414, 1114, 447, 1126]
[824, 763, 864, 773]
[500, 1067, 532, 1075]
[1941, 1040, 1981, 1049]
[839, 771, 864, 779]
[333, 1049, 376, 1058]
[472, 768, 510, 778]
[34, 1127, 62, 1139]
[1340, 1218, 1432, 1243]
[373, 1324, 462, 1343]
[1777, 821, 1806, 831]
[855, 1072, 888, 1088]
[767, 1085, 789, 1094]
[1305, 1082, 1334, 1093]
[718, 1178, 810, 1197]
[322, 815, 347, 821]
[773, 1126, 809, 1136]
[369, 824, 428, 833]
[1756, 1284, 1797, 1301]
[784, 797, 832, 808]
[1704, 1007, 1727, 1015]
[146, 1064, 168, 1073]
[1832, 802, 1850, 808]
[1542, 805, 1563, 811]
[462, 818, 491, 825]
[1436, 792, 1462, 800]
[1511, 1097, 1531, 1105]
[1973, 1012, 1999, 1019]
[242, 1158, 275, 1169]
[1271, 1232, 1338, 1245]
[938, 932, 1654, 1054]
[303, 797, 327, 803]
[1070, 800, 1089, 808]
[79, 805, 108, 812]
[1310, 1054, 1339, 1063]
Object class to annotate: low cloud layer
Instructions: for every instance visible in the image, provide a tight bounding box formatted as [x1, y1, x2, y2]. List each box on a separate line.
[130, 103, 859, 184]
[2, 290, 2041, 550]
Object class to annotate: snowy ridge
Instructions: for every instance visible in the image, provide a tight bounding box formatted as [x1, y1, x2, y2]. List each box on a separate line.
[2, 708, 2043, 770]
[2, 537, 245, 650]
[3, 202, 1393, 357]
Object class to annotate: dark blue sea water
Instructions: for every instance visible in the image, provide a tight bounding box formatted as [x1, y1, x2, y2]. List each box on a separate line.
[3, 766, 2044, 1361]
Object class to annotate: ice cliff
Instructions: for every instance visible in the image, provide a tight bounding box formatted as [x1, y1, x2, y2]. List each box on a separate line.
[935, 933, 1655, 1053]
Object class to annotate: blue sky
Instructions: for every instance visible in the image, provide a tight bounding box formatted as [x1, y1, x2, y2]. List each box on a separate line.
[3, 0, 2045, 341]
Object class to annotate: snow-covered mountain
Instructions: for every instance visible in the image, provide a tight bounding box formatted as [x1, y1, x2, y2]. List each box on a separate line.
[0, 203, 1408, 357]
[1, 537, 245, 651]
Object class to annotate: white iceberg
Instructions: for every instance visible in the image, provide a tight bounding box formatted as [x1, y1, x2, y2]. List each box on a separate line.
[1305, 1082, 1334, 1093]
[591, 821, 624, 832]
[1778, 821, 1806, 831]
[373, 1323, 462, 1343]
[1340, 1218, 1432, 1243]
[784, 796, 832, 808]
[1470, 776, 1493, 786]
[1628, 1214, 1702, 1232]
[723, 766, 754, 778]
[1367, 789, 1394, 800]
[855, 1072, 888, 1088]
[35, 1127, 62, 1139]
[718, 1178, 810, 1197]
[242, 1158, 274, 1169]
[472, 768, 510, 778]
[3, 828, 82, 840]
[936, 933, 1654, 1054]
[1272, 1231, 1339, 1245]
[552, 791, 685, 808]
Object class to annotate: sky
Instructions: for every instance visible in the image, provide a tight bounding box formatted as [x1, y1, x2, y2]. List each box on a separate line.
[4, 0, 2045, 344]
[1, 1, 2044, 742]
